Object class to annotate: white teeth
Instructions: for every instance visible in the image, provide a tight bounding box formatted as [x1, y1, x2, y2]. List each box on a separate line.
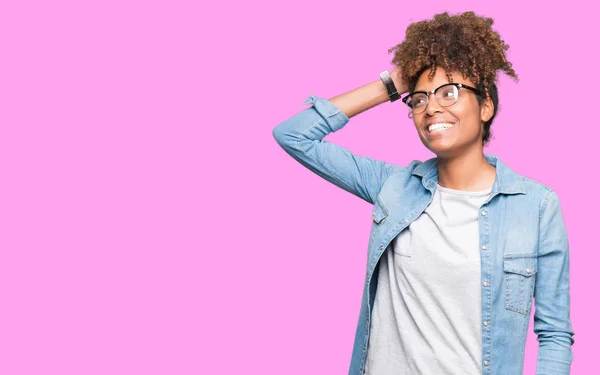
[428, 123, 454, 132]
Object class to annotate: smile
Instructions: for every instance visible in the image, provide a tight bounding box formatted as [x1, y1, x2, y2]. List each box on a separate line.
[428, 122, 455, 133]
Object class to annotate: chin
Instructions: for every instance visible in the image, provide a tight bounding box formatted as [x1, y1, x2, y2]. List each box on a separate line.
[425, 142, 463, 159]
[420, 137, 455, 155]
[431, 148, 456, 159]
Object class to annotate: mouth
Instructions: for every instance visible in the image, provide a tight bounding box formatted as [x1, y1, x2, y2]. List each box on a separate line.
[426, 122, 455, 134]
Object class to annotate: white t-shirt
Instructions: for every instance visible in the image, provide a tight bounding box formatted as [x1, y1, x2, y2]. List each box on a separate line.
[365, 184, 492, 375]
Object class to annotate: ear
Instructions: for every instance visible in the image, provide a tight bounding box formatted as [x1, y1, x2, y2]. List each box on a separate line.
[480, 97, 494, 123]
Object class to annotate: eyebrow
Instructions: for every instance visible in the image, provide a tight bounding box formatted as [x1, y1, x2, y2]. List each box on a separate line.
[413, 82, 451, 92]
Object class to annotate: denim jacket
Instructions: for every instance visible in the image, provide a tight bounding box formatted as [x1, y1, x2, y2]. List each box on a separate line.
[272, 95, 575, 375]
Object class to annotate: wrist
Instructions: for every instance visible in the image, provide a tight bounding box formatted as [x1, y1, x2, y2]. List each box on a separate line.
[390, 69, 407, 94]
[379, 70, 400, 102]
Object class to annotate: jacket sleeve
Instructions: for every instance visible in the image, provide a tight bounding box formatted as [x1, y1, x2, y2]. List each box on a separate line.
[272, 95, 401, 205]
[534, 190, 575, 374]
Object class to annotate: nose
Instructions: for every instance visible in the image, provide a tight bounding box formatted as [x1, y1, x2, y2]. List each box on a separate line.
[424, 92, 443, 116]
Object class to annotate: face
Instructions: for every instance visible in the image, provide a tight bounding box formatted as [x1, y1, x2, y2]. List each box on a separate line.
[410, 67, 493, 158]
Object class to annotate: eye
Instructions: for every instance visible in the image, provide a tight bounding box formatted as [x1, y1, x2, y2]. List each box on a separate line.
[411, 94, 427, 106]
[441, 87, 456, 98]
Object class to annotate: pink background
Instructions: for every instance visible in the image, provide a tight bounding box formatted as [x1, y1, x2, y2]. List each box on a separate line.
[0, 0, 596, 374]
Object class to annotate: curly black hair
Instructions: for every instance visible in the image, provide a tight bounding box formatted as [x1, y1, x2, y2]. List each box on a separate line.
[389, 11, 519, 145]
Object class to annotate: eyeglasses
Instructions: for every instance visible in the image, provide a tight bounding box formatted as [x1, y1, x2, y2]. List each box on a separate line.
[401, 83, 482, 114]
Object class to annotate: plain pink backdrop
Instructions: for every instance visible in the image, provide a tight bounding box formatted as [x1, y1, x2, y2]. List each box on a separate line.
[0, 0, 596, 374]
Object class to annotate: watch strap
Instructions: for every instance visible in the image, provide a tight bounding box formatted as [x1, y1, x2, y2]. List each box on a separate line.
[379, 70, 400, 102]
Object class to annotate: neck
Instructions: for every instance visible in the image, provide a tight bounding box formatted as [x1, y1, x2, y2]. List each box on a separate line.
[436, 147, 496, 191]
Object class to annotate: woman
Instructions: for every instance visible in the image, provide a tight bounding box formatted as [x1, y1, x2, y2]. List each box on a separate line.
[272, 11, 574, 375]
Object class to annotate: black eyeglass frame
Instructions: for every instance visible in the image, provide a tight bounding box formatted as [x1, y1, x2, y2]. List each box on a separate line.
[401, 82, 482, 112]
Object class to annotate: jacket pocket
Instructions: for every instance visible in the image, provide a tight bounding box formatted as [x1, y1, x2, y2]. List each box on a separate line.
[503, 254, 538, 315]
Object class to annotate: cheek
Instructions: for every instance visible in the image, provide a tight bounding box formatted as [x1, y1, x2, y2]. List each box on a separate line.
[449, 105, 481, 129]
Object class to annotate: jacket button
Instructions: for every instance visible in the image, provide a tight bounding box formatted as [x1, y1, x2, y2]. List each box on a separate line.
[483, 321, 489, 326]
[482, 245, 487, 250]
[481, 210, 487, 216]
[484, 360, 489, 366]
[380, 246, 385, 250]
[483, 281, 488, 287]
[525, 268, 531, 274]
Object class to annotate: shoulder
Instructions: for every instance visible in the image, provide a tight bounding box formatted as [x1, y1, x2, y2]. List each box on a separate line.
[520, 175, 555, 196]
[514, 173, 562, 217]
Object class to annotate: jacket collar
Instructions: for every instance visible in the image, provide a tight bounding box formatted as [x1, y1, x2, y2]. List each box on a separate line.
[412, 154, 526, 195]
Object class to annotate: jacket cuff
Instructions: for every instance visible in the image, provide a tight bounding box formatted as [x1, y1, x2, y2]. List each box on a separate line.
[303, 95, 349, 132]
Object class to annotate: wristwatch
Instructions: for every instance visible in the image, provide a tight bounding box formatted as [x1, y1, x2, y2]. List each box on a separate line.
[380, 70, 400, 102]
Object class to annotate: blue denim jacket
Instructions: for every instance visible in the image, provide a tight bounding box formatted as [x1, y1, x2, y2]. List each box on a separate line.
[272, 95, 574, 375]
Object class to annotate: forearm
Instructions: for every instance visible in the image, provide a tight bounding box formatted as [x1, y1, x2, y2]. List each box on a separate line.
[328, 69, 406, 119]
[328, 79, 390, 118]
